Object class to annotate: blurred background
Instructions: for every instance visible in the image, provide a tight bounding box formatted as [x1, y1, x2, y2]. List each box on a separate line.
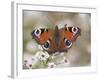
[23, 10, 91, 68]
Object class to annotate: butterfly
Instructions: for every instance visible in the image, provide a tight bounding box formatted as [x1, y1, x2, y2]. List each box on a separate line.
[31, 24, 81, 54]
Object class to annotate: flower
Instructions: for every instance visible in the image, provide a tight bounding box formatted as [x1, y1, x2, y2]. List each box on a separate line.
[38, 45, 43, 50]
[59, 57, 70, 66]
[63, 57, 68, 63]
[54, 57, 70, 68]
[48, 62, 56, 68]
[35, 51, 50, 61]
[23, 56, 38, 69]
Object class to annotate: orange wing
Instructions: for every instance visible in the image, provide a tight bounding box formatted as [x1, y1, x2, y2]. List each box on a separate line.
[59, 24, 81, 52]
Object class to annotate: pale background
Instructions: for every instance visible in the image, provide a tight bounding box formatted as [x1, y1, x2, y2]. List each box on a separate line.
[0, 0, 100, 80]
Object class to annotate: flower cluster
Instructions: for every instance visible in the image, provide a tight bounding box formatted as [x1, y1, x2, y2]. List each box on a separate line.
[35, 51, 49, 61]
[23, 50, 70, 69]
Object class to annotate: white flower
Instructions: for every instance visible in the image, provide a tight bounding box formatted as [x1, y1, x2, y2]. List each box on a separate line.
[63, 57, 68, 63]
[48, 62, 56, 68]
[35, 51, 50, 61]
[55, 57, 70, 67]
[38, 45, 43, 50]
[60, 57, 70, 65]
[60, 52, 65, 56]
[52, 52, 60, 56]
[31, 56, 39, 64]
[23, 56, 38, 69]
[51, 55, 55, 59]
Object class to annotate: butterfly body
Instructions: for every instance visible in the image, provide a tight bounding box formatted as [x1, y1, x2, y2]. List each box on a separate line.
[31, 24, 81, 54]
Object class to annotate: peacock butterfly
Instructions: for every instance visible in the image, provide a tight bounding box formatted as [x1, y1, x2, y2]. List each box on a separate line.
[31, 24, 81, 54]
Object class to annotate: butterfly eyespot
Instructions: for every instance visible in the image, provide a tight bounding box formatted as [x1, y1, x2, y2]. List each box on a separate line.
[72, 27, 78, 34]
[42, 40, 50, 50]
[64, 38, 72, 48]
[34, 29, 41, 37]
